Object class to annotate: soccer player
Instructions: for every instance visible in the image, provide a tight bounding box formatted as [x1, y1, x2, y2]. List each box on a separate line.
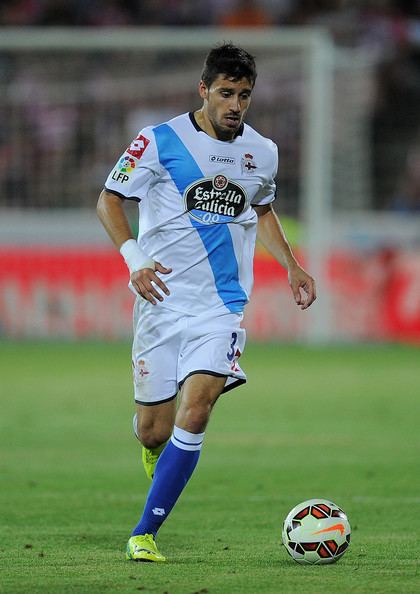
[97, 43, 316, 562]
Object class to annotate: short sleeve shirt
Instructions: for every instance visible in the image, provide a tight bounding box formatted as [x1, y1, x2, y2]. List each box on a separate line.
[105, 112, 278, 315]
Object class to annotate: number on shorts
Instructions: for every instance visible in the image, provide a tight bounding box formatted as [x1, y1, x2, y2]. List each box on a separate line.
[227, 332, 238, 361]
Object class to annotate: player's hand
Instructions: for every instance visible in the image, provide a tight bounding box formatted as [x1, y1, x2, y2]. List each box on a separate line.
[130, 262, 172, 305]
[288, 265, 316, 310]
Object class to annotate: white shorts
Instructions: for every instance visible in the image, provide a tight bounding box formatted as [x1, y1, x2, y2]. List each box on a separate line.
[132, 299, 247, 406]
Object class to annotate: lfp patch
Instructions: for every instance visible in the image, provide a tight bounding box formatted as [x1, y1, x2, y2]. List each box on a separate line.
[118, 156, 136, 173]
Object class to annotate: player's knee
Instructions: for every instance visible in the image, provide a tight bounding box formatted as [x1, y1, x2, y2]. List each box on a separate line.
[137, 424, 171, 449]
[177, 402, 212, 433]
[138, 430, 168, 449]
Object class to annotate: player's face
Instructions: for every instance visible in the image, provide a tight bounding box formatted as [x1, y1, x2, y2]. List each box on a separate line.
[199, 75, 253, 141]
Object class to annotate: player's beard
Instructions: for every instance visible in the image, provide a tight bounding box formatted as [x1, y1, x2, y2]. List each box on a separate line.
[212, 114, 242, 141]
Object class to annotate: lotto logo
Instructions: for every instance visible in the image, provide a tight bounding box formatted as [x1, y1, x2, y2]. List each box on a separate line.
[209, 154, 235, 165]
[152, 507, 165, 516]
[127, 134, 150, 159]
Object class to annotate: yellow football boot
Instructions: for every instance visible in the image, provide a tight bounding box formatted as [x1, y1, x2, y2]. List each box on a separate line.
[126, 534, 166, 562]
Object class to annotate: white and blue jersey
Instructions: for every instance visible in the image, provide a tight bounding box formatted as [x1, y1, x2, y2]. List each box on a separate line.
[105, 112, 278, 316]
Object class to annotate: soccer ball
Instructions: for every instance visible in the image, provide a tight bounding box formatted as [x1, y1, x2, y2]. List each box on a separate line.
[282, 499, 351, 565]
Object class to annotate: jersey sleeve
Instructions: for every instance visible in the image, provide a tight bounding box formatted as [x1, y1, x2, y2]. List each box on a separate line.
[251, 141, 278, 206]
[104, 127, 160, 202]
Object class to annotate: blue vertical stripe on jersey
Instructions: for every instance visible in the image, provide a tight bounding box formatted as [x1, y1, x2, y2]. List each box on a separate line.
[153, 123, 247, 312]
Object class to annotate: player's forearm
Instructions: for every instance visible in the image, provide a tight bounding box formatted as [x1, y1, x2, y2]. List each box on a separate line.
[97, 189, 133, 249]
[256, 205, 298, 271]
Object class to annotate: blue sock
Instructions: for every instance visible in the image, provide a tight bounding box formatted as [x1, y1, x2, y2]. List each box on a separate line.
[132, 425, 205, 537]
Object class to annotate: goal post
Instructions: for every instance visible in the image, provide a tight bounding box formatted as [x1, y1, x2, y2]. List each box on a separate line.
[301, 33, 334, 343]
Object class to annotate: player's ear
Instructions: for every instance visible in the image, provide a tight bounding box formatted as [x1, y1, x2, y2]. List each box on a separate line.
[198, 80, 208, 100]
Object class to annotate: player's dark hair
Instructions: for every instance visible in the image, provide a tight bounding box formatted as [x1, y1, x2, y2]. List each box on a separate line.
[201, 43, 257, 88]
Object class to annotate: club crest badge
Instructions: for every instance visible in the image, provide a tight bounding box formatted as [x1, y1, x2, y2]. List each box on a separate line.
[241, 153, 257, 175]
[132, 358, 150, 385]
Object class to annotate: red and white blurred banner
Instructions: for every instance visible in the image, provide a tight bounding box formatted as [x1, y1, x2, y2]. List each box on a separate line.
[1, 247, 420, 343]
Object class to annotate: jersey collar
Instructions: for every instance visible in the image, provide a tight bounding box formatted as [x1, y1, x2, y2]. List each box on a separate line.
[188, 112, 244, 139]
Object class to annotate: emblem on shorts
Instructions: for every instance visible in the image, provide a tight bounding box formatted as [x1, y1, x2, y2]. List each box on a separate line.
[133, 358, 150, 385]
[137, 359, 149, 377]
[230, 352, 241, 373]
[184, 176, 247, 225]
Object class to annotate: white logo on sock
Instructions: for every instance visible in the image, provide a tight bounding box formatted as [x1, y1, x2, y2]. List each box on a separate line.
[152, 507, 166, 516]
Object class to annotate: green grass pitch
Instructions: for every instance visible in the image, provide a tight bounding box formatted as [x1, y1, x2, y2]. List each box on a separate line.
[1, 341, 419, 594]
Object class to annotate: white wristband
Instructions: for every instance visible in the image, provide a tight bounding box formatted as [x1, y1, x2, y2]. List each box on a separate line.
[119, 239, 155, 274]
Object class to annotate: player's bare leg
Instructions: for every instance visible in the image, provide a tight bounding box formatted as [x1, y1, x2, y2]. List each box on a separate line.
[134, 399, 176, 480]
[135, 400, 176, 448]
[176, 373, 226, 433]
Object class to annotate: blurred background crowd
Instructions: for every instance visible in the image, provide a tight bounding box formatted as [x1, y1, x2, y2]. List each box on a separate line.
[0, 0, 419, 32]
[1, 0, 420, 213]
